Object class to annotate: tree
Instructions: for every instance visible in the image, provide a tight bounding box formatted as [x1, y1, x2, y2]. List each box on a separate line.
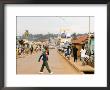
[72, 33, 77, 40]
[24, 30, 29, 39]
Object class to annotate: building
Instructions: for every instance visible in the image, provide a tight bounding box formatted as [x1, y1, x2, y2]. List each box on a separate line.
[84, 34, 94, 55]
[71, 34, 94, 57]
[57, 30, 72, 48]
[71, 34, 89, 57]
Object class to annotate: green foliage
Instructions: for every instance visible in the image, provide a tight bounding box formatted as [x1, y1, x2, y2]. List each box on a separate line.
[24, 30, 29, 39]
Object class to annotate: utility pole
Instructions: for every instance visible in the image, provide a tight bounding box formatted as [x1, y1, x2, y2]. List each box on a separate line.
[88, 16, 91, 56]
[89, 16, 90, 37]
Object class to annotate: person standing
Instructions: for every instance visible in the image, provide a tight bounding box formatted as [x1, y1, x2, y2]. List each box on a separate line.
[39, 45, 41, 51]
[66, 46, 71, 59]
[72, 45, 78, 62]
[45, 45, 49, 55]
[80, 46, 86, 65]
[38, 50, 53, 74]
[30, 45, 33, 54]
[18, 47, 22, 55]
[64, 48, 67, 57]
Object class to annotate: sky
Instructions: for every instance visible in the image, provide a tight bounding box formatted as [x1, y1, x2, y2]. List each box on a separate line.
[17, 16, 94, 36]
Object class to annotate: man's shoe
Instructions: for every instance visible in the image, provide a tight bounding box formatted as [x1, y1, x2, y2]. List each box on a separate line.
[50, 72, 53, 74]
[39, 72, 43, 74]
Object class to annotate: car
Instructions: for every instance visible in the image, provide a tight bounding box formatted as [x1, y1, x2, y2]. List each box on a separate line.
[49, 45, 55, 49]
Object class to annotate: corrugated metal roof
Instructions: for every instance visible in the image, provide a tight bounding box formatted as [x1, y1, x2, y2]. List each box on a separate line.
[72, 35, 88, 44]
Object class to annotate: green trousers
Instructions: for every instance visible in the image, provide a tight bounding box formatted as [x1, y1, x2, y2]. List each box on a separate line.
[40, 61, 51, 73]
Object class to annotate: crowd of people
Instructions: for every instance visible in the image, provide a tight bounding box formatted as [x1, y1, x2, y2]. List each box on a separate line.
[16, 43, 42, 58]
[16, 40, 94, 74]
[58, 44, 94, 66]
[16, 41, 53, 74]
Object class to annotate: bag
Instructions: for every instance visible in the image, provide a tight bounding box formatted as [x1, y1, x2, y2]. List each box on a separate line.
[46, 55, 48, 60]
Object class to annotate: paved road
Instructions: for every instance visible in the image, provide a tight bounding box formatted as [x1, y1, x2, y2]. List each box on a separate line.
[16, 49, 81, 74]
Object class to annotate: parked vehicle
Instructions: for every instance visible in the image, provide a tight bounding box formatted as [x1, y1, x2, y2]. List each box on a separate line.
[49, 45, 55, 49]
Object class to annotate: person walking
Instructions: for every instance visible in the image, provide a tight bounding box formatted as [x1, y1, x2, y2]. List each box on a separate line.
[72, 45, 78, 62]
[38, 49, 53, 74]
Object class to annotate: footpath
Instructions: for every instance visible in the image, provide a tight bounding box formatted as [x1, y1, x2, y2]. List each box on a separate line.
[58, 51, 94, 74]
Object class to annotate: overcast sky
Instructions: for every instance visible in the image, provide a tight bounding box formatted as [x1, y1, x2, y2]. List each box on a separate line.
[17, 16, 94, 36]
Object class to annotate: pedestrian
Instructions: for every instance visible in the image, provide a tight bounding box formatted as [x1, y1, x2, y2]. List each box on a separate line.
[66, 46, 71, 59]
[16, 48, 19, 58]
[39, 45, 41, 51]
[18, 47, 22, 55]
[46, 46, 49, 55]
[64, 48, 67, 57]
[30, 45, 33, 54]
[80, 46, 86, 65]
[72, 45, 78, 62]
[38, 49, 53, 74]
[42, 45, 45, 52]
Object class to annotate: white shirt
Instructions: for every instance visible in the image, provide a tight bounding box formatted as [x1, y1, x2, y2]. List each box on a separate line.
[80, 49, 86, 57]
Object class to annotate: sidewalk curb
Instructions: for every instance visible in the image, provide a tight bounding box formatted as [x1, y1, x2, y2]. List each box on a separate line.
[57, 51, 81, 72]
[57, 51, 94, 73]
